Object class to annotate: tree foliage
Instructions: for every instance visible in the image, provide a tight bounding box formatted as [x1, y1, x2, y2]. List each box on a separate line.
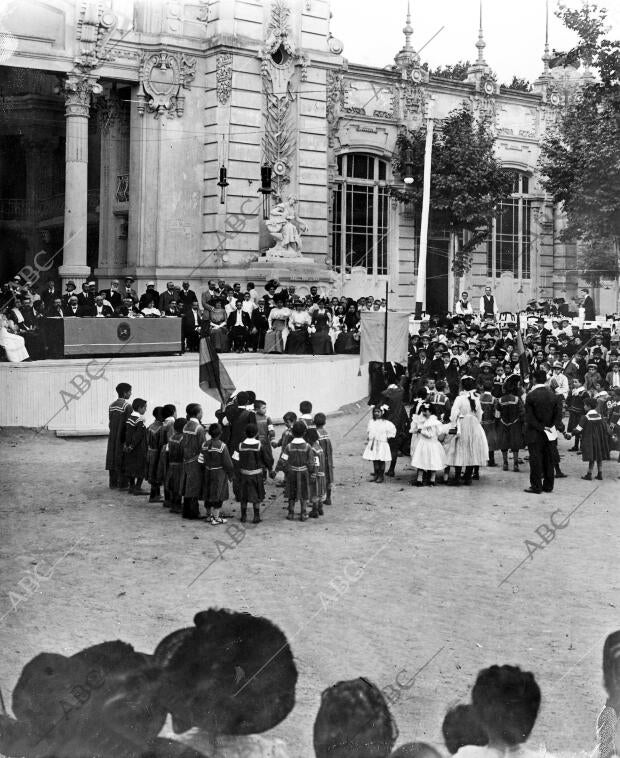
[539, 3, 620, 284]
[391, 107, 512, 276]
[502, 76, 532, 92]
[427, 61, 471, 81]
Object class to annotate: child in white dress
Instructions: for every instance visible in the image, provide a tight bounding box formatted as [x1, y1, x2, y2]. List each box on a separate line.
[409, 388, 428, 462]
[363, 406, 396, 483]
[410, 403, 447, 486]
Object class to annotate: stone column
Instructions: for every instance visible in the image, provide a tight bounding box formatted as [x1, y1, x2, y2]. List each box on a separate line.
[58, 74, 95, 288]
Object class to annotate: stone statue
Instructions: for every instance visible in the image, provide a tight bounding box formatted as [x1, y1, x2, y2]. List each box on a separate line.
[265, 197, 308, 259]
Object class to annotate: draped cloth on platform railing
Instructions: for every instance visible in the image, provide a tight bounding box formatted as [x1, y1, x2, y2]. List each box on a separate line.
[359, 311, 410, 366]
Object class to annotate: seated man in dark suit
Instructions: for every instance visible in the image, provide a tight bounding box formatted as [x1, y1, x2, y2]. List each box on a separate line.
[115, 296, 142, 318]
[226, 299, 251, 352]
[139, 282, 160, 310]
[249, 300, 269, 352]
[45, 297, 65, 318]
[182, 300, 207, 352]
[524, 368, 560, 494]
[63, 295, 81, 317]
[80, 295, 114, 318]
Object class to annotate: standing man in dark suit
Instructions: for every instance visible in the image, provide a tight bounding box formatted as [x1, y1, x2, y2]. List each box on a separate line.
[524, 368, 558, 494]
[41, 279, 58, 308]
[178, 281, 197, 312]
[159, 281, 179, 313]
[581, 288, 596, 321]
[103, 280, 123, 310]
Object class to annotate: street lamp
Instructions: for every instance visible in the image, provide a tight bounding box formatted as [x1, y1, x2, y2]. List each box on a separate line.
[217, 165, 229, 204]
[259, 165, 273, 220]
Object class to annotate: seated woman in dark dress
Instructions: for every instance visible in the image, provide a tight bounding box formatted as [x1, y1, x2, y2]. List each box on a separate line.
[208, 298, 229, 353]
[334, 304, 360, 354]
[285, 300, 313, 354]
[311, 300, 333, 355]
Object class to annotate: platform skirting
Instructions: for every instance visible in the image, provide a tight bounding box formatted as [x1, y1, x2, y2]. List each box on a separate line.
[0, 353, 368, 433]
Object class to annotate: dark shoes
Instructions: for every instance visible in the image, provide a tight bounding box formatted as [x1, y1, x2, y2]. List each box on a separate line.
[523, 487, 542, 494]
[581, 473, 592, 481]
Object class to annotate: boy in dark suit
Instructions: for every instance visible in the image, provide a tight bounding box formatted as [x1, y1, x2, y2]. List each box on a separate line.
[105, 382, 132, 488]
[123, 398, 148, 495]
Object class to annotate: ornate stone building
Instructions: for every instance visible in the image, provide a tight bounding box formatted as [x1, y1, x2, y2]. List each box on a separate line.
[0, 0, 608, 312]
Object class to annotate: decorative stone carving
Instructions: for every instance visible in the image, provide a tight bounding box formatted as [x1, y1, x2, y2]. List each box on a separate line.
[75, 2, 117, 73]
[63, 74, 98, 118]
[137, 51, 197, 118]
[478, 71, 499, 98]
[216, 52, 233, 104]
[259, 0, 308, 199]
[265, 197, 308, 259]
[402, 79, 426, 121]
[197, 1, 210, 23]
[326, 69, 346, 147]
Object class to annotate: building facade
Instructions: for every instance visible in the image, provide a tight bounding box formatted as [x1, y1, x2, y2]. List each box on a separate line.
[0, 0, 612, 312]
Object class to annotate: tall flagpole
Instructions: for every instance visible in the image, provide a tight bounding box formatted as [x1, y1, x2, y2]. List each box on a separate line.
[414, 98, 434, 319]
[383, 279, 389, 365]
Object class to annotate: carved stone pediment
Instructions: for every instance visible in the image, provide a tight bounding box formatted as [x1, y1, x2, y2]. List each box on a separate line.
[137, 51, 197, 118]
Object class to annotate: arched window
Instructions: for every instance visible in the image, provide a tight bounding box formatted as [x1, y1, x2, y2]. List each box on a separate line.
[487, 170, 533, 279]
[331, 153, 390, 276]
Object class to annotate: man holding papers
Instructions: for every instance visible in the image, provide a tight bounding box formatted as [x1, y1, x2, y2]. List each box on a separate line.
[524, 368, 562, 494]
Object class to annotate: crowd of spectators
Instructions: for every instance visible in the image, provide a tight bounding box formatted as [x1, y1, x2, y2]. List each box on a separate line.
[1, 272, 617, 366]
[1, 606, 619, 758]
[398, 303, 620, 408]
[0, 275, 389, 360]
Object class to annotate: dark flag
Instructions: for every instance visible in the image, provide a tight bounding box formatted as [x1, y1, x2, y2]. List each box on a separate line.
[516, 328, 529, 380]
[199, 336, 235, 404]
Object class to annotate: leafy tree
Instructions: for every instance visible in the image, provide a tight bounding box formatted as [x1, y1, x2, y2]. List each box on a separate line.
[427, 61, 471, 82]
[502, 76, 532, 92]
[391, 106, 511, 278]
[539, 3, 620, 285]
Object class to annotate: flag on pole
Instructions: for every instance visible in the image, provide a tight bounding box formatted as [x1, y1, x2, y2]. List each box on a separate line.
[359, 311, 410, 365]
[199, 336, 235, 404]
[515, 327, 529, 380]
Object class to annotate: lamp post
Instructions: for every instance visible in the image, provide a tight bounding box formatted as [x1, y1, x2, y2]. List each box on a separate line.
[414, 100, 434, 319]
[259, 165, 272, 220]
[217, 165, 228, 204]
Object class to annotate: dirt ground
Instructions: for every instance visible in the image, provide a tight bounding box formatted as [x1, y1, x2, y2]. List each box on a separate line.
[0, 404, 619, 757]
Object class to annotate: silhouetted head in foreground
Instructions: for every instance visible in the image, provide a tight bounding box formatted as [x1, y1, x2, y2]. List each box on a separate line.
[471, 665, 540, 747]
[441, 703, 488, 754]
[313, 677, 397, 758]
[154, 609, 297, 736]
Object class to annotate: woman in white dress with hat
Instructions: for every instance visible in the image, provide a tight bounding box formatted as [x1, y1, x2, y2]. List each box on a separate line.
[447, 376, 489, 485]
